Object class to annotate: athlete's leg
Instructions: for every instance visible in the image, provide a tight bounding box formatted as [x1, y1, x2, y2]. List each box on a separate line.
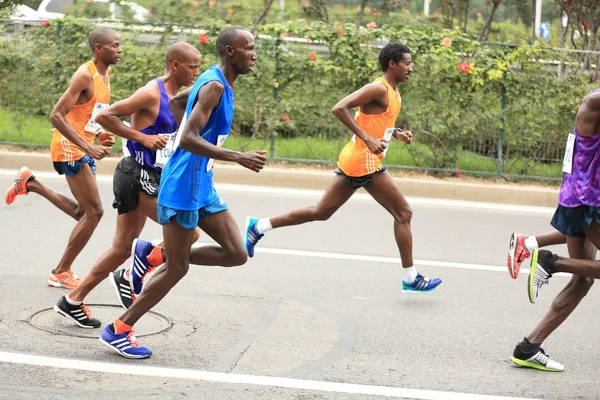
[68, 208, 147, 301]
[269, 175, 357, 228]
[119, 218, 196, 326]
[53, 164, 103, 274]
[363, 170, 413, 269]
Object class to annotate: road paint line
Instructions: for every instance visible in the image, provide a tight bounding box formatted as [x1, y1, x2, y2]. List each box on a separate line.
[0, 169, 555, 214]
[0, 351, 538, 400]
[252, 247, 572, 277]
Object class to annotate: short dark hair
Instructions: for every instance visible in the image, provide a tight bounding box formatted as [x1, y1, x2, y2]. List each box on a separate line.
[378, 43, 411, 71]
[216, 27, 247, 57]
[88, 27, 118, 52]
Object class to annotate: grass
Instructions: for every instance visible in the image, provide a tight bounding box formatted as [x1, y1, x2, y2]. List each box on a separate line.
[0, 108, 562, 181]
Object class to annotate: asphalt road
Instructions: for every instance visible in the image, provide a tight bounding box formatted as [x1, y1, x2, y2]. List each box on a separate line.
[0, 170, 597, 400]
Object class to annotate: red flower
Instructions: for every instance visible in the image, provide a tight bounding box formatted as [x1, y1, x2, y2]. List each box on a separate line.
[458, 61, 471, 74]
[281, 114, 290, 121]
[42, 20, 50, 27]
[308, 54, 316, 61]
[199, 34, 208, 46]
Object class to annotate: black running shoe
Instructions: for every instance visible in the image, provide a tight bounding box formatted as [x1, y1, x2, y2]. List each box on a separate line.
[54, 296, 101, 328]
[110, 269, 134, 309]
[510, 338, 564, 371]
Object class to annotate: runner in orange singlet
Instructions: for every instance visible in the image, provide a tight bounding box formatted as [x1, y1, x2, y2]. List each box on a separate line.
[244, 43, 442, 293]
[4, 27, 121, 289]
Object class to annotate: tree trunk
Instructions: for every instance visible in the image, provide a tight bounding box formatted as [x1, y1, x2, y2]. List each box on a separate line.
[254, 0, 275, 25]
[357, 0, 368, 27]
[462, 0, 469, 33]
[478, 0, 502, 41]
[531, 0, 536, 42]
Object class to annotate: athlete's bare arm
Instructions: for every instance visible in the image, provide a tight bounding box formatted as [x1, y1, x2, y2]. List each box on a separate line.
[169, 87, 193, 125]
[575, 92, 600, 137]
[332, 82, 390, 155]
[96, 82, 168, 151]
[49, 66, 111, 160]
[178, 81, 266, 172]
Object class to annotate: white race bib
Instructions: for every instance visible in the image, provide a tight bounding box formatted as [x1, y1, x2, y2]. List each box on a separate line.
[206, 134, 228, 172]
[382, 128, 395, 157]
[84, 102, 109, 135]
[154, 133, 176, 168]
[562, 133, 576, 174]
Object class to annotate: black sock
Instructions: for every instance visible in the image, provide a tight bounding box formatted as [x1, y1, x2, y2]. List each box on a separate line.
[519, 337, 541, 353]
[108, 323, 116, 334]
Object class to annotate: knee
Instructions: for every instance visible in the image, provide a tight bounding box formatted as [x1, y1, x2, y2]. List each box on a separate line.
[192, 228, 201, 243]
[73, 207, 85, 221]
[224, 247, 248, 267]
[167, 259, 189, 279]
[84, 204, 104, 224]
[552, 277, 594, 311]
[113, 245, 132, 265]
[313, 205, 336, 221]
[574, 276, 594, 295]
[395, 208, 413, 223]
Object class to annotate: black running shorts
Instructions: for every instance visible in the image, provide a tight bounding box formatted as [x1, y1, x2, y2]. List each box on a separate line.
[334, 166, 387, 189]
[112, 156, 161, 215]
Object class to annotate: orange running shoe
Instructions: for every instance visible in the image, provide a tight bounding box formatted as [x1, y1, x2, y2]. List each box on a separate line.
[5, 166, 34, 205]
[48, 270, 82, 289]
[507, 233, 531, 280]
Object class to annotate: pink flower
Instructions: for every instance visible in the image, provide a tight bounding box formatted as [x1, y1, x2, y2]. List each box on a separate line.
[227, 8, 234, 14]
[199, 34, 208, 46]
[42, 20, 50, 27]
[458, 61, 471, 74]
[281, 114, 290, 121]
[441, 37, 452, 47]
[366, 21, 377, 29]
[308, 54, 317, 61]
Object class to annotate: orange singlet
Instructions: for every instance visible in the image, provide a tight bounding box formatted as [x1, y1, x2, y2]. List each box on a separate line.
[50, 60, 111, 163]
[337, 77, 401, 177]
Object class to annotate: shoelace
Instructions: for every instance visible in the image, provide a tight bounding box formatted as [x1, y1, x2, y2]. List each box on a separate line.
[127, 331, 140, 347]
[535, 349, 550, 365]
[80, 305, 93, 319]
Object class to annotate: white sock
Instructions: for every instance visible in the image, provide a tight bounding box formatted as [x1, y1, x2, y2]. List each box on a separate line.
[524, 236, 538, 253]
[403, 266, 418, 282]
[256, 218, 273, 234]
[65, 294, 82, 306]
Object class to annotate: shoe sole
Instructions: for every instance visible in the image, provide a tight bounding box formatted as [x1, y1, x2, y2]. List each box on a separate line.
[99, 336, 151, 359]
[401, 282, 443, 294]
[528, 249, 539, 304]
[53, 305, 100, 329]
[510, 356, 563, 372]
[129, 238, 141, 296]
[507, 232, 518, 279]
[244, 216, 253, 257]
[5, 167, 31, 205]
[109, 271, 130, 310]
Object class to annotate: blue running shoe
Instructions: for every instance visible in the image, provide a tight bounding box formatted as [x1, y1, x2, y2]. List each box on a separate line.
[130, 238, 155, 296]
[245, 216, 264, 258]
[402, 273, 442, 293]
[99, 325, 152, 359]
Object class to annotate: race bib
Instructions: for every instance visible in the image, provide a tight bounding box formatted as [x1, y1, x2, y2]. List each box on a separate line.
[562, 133, 576, 174]
[154, 133, 176, 168]
[382, 128, 395, 157]
[206, 134, 228, 172]
[84, 102, 109, 135]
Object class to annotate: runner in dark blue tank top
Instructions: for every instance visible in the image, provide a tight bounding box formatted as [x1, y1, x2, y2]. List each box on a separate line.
[101, 27, 266, 359]
[52, 43, 202, 337]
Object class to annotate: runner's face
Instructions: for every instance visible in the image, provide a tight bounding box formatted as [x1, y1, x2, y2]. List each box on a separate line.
[175, 52, 201, 87]
[100, 33, 122, 65]
[394, 53, 412, 83]
[231, 31, 257, 75]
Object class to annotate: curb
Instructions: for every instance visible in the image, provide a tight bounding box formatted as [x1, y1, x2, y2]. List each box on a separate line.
[0, 151, 560, 208]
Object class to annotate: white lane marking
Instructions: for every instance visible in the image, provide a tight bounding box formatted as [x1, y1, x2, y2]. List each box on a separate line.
[253, 247, 570, 277]
[0, 351, 538, 400]
[0, 169, 555, 214]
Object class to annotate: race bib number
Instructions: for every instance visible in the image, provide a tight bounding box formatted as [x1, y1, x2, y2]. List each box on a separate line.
[154, 133, 176, 168]
[84, 103, 109, 135]
[562, 133, 576, 174]
[206, 134, 228, 172]
[382, 128, 395, 157]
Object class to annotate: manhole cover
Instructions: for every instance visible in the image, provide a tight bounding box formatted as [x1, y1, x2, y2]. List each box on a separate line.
[28, 304, 171, 338]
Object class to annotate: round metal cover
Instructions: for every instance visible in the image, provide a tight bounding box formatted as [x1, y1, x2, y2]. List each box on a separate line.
[28, 304, 171, 338]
